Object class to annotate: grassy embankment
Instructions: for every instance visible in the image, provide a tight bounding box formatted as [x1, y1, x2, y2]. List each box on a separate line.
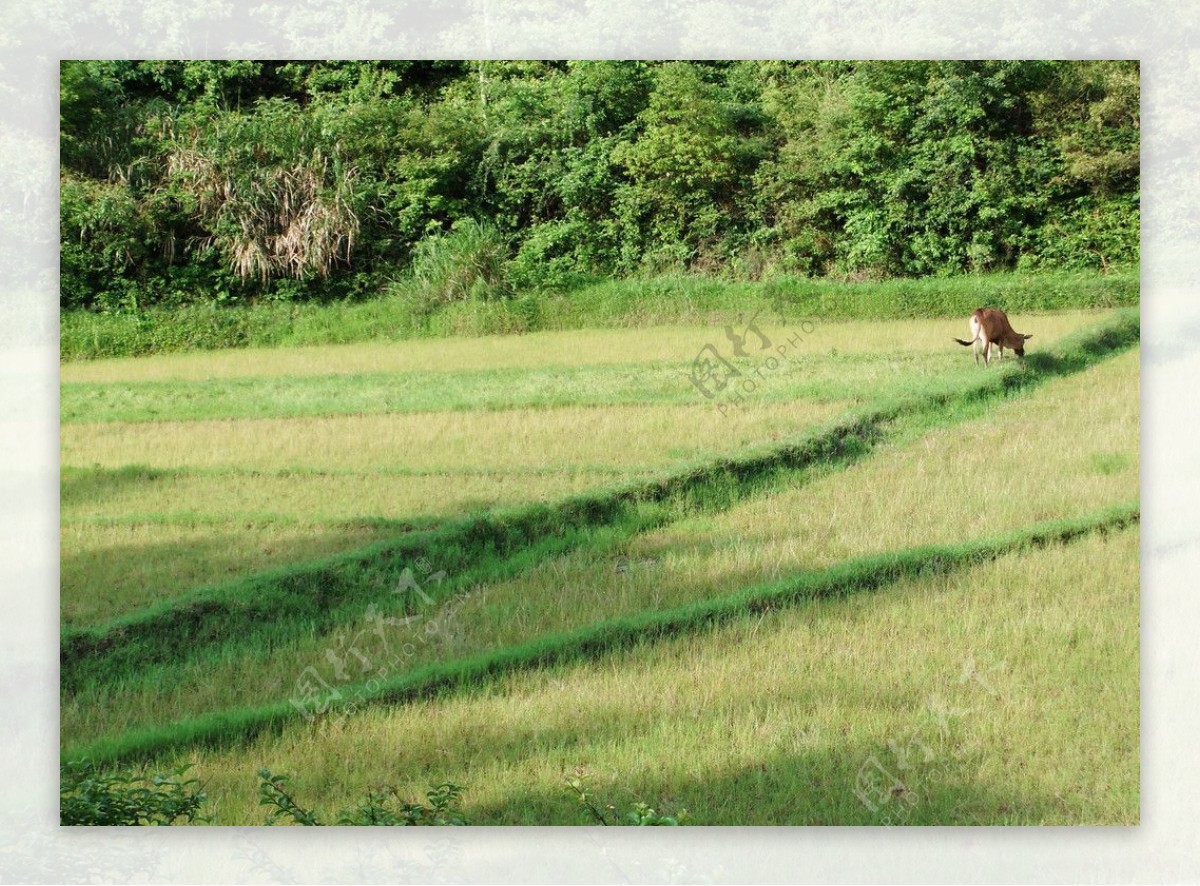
[60, 268, 1138, 361]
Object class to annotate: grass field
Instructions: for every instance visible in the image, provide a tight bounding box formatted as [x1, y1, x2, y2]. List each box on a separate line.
[60, 305, 1140, 826]
[61, 314, 1101, 420]
[189, 527, 1139, 826]
[59, 312, 1104, 624]
[61, 399, 849, 624]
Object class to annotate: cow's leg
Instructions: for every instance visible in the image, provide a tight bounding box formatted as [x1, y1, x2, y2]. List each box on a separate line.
[973, 339, 980, 365]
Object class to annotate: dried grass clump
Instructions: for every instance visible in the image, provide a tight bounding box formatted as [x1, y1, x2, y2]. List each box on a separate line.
[169, 132, 360, 282]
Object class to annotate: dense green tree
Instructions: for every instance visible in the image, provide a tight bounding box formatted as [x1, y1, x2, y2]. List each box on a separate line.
[611, 62, 770, 271]
[59, 59, 1139, 310]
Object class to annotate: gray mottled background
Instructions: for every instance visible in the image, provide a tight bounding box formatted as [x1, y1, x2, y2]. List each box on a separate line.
[1, 0, 1196, 882]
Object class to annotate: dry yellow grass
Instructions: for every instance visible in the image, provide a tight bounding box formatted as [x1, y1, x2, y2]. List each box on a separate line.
[61, 401, 846, 473]
[59, 303, 1139, 826]
[187, 527, 1138, 825]
[438, 347, 1139, 652]
[59, 347, 1138, 743]
[60, 312, 1103, 383]
[61, 399, 845, 621]
[62, 469, 633, 524]
[60, 518, 402, 626]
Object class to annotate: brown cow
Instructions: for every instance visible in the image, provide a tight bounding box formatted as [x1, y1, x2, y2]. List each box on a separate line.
[954, 307, 1032, 365]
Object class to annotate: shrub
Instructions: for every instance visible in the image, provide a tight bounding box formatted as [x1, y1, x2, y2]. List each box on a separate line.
[166, 100, 362, 284]
[59, 174, 153, 311]
[60, 759, 209, 826]
[59, 758, 689, 825]
[407, 219, 511, 307]
[506, 220, 609, 292]
[564, 767, 688, 825]
[257, 769, 469, 826]
[1027, 194, 1140, 272]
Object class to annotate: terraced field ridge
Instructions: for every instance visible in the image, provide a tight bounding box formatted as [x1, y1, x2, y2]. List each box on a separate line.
[60, 308, 1139, 826]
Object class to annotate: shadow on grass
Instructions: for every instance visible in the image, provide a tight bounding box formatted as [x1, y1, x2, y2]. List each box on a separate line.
[62, 508, 1136, 766]
[61, 518, 427, 627]
[61, 465, 174, 508]
[460, 742, 1104, 826]
[60, 311, 1139, 705]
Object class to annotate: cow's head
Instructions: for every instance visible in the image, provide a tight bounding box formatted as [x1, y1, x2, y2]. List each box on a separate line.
[1014, 333, 1033, 357]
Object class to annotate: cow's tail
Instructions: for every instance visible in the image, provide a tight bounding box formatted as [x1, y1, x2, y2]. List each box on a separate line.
[953, 314, 982, 347]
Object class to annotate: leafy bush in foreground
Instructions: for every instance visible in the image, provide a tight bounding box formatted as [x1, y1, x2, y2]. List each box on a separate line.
[60, 759, 208, 825]
[257, 769, 469, 826]
[565, 767, 688, 825]
[60, 758, 689, 825]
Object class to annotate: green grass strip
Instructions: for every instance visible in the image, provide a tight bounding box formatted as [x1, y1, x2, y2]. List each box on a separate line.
[60, 308, 1140, 691]
[63, 503, 1139, 767]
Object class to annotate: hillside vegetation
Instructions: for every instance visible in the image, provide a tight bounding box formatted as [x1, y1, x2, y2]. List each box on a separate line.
[62, 61, 1137, 343]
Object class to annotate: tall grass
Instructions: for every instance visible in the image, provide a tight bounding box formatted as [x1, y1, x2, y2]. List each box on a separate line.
[61, 514, 422, 627]
[61, 401, 844, 623]
[405, 220, 511, 307]
[62, 506, 1137, 769]
[61, 312, 1136, 653]
[60, 269, 1138, 361]
[762, 268, 1139, 320]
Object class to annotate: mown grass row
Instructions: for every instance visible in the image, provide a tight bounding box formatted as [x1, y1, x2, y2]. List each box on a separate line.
[60, 398, 847, 623]
[60, 309, 1140, 694]
[60, 313, 1105, 425]
[59, 422, 874, 692]
[62, 503, 1139, 767]
[212, 527, 1133, 826]
[58, 356, 898, 424]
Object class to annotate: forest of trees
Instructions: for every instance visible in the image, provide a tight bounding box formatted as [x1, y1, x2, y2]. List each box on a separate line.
[60, 60, 1139, 311]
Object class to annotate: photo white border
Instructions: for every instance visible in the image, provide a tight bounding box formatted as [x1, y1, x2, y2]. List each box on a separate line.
[4, 0, 1198, 881]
